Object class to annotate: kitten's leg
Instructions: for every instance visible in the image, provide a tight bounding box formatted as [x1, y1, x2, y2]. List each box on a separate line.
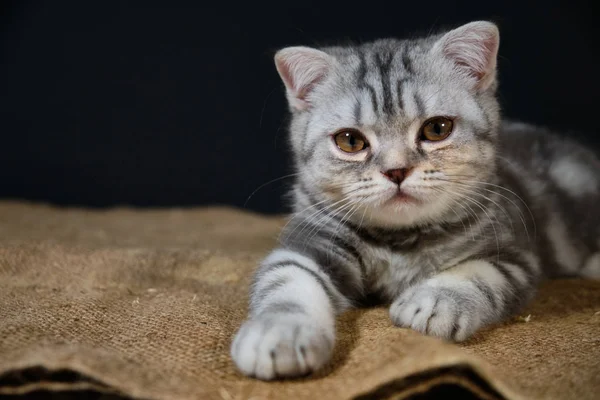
[389, 252, 540, 341]
[231, 249, 351, 380]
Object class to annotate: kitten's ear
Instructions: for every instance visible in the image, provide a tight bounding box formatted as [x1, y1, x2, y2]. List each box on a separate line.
[274, 46, 334, 111]
[433, 21, 500, 91]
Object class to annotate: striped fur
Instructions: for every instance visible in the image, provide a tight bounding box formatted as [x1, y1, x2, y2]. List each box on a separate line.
[231, 21, 600, 380]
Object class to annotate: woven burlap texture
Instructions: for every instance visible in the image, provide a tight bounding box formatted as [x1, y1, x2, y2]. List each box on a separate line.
[0, 201, 598, 400]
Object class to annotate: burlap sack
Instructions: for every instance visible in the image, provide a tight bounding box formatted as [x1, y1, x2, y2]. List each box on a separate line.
[0, 201, 598, 399]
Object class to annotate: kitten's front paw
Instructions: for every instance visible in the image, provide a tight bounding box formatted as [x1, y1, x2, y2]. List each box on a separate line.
[230, 314, 334, 380]
[390, 284, 485, 342]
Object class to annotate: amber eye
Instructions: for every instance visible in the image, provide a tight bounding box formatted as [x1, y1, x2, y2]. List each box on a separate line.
[420, 117, 454, 142]
[333, 129, 369, 153]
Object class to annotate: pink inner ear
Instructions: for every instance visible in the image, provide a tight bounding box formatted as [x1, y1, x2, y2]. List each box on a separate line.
[275, 47, 332, 110]
[442, 23, 499, 89]
[277, 61, 297, 95]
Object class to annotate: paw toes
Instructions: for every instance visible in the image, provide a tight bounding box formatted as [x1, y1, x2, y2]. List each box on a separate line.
[389, 286, 484, 341]
[451, 313, 472, 342]
[272, 346, 301, 378]
[451, 324, 460, 341]
[231, 317, 332, 380]
[424, 312, 436, 335]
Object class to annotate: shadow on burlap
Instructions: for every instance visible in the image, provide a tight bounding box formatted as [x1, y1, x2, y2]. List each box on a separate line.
[0, 201, 598, 400]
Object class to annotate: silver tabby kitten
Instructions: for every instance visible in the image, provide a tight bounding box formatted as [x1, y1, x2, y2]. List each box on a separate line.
[231, 21, 600, 380]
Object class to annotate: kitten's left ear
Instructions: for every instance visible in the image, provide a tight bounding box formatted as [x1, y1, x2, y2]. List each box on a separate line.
[274, 46, 335, 111]
[432, 21, 500, 91]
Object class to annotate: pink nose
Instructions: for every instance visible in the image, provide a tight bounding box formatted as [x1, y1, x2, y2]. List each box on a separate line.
[382, 168, 409, 185]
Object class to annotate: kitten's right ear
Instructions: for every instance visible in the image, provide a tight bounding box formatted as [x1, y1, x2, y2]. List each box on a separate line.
[432, 21, 500, 92]
[274, 47, 334, 112]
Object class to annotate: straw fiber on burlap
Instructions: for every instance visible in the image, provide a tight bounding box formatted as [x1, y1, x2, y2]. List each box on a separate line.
[0, 201, 598, 400]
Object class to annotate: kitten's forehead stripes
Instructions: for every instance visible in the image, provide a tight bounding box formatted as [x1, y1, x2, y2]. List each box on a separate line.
[396, 79, 407, 114]
[374, 51, 395, 116]
[353, 100, 362, 125]
[356, 51, 379, 117]
[402, 50, 413, 75]
[354, 45, 416, 120]
[413, 91, 426, 118]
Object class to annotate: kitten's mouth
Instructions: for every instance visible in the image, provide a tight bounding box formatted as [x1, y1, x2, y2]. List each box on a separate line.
[387, 188, 417, 204]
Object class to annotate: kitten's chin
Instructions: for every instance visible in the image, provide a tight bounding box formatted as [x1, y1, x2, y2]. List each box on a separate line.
[355, 192, 445, 229]
[360, 207, 424, 228]
[384, 189, 419, 206]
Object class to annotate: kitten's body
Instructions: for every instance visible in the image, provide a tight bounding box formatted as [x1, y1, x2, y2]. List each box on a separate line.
[499, 123, 600, 278]
[231, 22, 600, 380]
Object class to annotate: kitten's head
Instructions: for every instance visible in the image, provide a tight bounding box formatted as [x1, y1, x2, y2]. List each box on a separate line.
[275, 21, 501, 228]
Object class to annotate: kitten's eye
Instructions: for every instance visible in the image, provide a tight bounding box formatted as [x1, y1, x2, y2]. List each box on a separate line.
[334, 129, 369, 153]
[420, 117, 454, 142]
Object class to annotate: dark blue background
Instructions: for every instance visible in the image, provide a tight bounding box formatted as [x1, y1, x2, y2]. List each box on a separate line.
[1, 0, 597, 213]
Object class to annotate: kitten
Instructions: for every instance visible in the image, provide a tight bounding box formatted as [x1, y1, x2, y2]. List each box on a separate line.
[230, 21, 600, 380]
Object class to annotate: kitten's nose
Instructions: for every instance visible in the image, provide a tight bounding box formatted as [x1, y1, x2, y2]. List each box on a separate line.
[382, 168, 409, 185]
